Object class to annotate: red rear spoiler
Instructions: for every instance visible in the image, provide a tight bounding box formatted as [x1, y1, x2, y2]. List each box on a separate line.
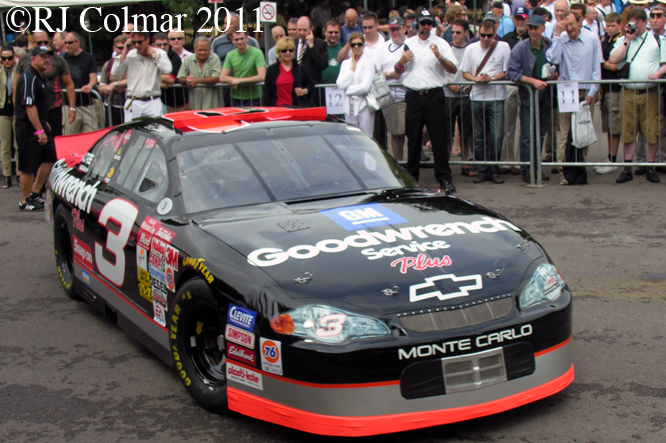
[55, 126, 115, 167]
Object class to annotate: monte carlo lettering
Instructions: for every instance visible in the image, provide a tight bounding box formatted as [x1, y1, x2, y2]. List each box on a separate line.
[49, 159, 100, 213]
[247, 217, 521, 267]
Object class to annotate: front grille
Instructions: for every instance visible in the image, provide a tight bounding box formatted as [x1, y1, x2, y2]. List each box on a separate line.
[443, 347, 507, 393]
[397, 295, 514, 333]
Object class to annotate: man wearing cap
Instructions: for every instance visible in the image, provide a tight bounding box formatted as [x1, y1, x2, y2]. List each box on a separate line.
[493, 2, 515, 37]
[378, 17, 408, 161]
[396, 9, 458, 193]
[507, 14, 555, 182]
[501, 6, 531, 175]
[15, 46, 55, 211]
[546, 10, 601, 185]
[461, 19, 512, 184]
[470, 13, 503, 42]
[610, 7, 666, 184]
[112, 28, 172, 121]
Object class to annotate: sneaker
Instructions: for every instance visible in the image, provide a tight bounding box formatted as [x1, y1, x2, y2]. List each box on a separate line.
[30, 192, 45, 205]
[491, 174, 504, 184]
[595, 165, 618, 175]
[616, 170, 633, 184]
[439, 179, 456, 194]
[19, 197, 44, 211]
[559, 176, 569, 186]
[646, 169, 660, 183]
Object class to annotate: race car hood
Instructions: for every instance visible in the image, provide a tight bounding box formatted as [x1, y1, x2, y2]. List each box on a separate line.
[196, 195, 544, 315]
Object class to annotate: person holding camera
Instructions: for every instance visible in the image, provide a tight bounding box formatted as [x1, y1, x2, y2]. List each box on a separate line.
[111, 28, 171, 121]
[609, 8, 666, 184]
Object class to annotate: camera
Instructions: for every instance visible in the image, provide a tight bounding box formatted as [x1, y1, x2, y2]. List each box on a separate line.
[627, 22, 637, 34]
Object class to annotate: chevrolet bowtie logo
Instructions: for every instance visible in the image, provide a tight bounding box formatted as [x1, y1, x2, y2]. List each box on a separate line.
[409, 274, 483, 303]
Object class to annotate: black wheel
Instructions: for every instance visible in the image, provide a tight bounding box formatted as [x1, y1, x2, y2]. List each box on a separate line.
[170, 278, 228, 412]
[53, 204, 78, 300]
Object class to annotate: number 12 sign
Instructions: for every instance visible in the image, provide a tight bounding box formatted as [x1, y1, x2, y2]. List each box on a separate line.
[325, 86, 344, 115]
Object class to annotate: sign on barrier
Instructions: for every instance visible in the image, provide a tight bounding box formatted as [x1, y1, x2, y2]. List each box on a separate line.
[325, 86, 344, 115]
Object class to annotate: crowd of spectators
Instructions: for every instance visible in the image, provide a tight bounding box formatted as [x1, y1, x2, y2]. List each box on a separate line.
[4, 0, 666, 210]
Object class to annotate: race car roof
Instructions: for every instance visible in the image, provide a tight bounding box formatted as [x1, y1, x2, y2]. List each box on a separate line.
[161, 107, 328, 134]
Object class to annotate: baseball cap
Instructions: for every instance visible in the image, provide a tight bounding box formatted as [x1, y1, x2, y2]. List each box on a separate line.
[483, 12, 500, 24]
[527, 15, 546, 26]
[629, 0, 649, 4]
[388, 17, 406, 28]
[514, 7, 530, 18]
[418, 10, 435, 23]
[31, 45, 53, 56]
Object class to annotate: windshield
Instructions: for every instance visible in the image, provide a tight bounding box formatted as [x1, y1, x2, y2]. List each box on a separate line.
[176, 132, 415, 214]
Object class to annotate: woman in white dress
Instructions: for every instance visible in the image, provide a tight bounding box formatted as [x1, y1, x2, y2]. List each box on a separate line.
[336, 32, 376, 136]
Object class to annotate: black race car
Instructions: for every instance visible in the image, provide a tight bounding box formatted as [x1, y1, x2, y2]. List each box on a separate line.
[46, 107, 573, 437]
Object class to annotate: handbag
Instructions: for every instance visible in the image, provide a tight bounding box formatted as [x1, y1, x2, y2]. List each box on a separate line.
[616, 34, 647, 79]
[571, 102, 597, 148]
[366, 72, 394, 111]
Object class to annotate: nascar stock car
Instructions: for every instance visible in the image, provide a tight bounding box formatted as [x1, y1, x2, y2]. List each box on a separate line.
[46, 107, 573, 436]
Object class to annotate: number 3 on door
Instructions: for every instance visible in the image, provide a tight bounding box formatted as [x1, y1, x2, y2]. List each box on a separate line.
[95, 199, 139, 287]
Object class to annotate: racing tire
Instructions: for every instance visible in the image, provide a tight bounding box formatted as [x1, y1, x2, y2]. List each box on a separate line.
[170, 278, 229, 413]
[53, 204, 78, 300]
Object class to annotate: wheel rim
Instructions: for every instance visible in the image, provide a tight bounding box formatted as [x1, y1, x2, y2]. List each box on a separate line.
[57, 218, 74, 284]
[187, 307, 226, 387]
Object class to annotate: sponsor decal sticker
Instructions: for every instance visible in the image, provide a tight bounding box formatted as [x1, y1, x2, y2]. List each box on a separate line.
[154, 226, 176, 245]
[78, 152, 94, 173]
[136, 246, 148, 271]
[409, 274, 482, 303]
[157, 198, 173, 215]
[320, 203, 408, 231]
[260, 338, 283, 376]
[71, 208, 85, 234]
[247, 217, 521, 267]
[398, 324, 533, 360]
[137, 216, 160, 250]
[137, 268, 151, 285]
[139, 282, 152, 302]
[227, 304, 257, 332]
[227, 343, 257, 366]
[225, 324, 255, 349]
[151, 238, 166, 259]
[391, 254, 452, 274]
[227, 362, 263, 390]
[49, 159, 100, 213]
[82, 269, 90, 287]
[149, 265, 166, 283]
[149, 253, 165, 271]
[166, 267, 175, 292]
[72, 235, 93, 269]
[154, 303, 166, 327]
[164, 246, 178, 270]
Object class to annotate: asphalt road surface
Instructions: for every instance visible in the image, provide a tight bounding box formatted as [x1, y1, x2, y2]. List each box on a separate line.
[2, 165, 666, 443]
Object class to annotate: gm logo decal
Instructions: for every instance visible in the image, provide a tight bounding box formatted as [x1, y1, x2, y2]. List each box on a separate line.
[320, 203, 408, 231]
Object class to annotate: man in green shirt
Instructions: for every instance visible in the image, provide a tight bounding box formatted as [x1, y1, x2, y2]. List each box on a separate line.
[220, 32, 266, 107]
[321, 20, 342, 84]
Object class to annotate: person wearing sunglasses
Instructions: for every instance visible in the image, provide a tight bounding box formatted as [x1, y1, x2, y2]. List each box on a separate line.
[263, 37, 314, 107]
[177, 36, 222, 110]
[151, 33, 189, 113]
[460, 20, 511, 185]
[650, 5, 666, 36]
[63, 31, 98, 135]
[13, 30, 76, 141]
[0, 46, 16, 189]
[111, 27, 172, 121]
[99, 35, 129, 126]
[396, 9, 458, 194]
[336, 33, 375, 136]
[167, 31, 192, 62]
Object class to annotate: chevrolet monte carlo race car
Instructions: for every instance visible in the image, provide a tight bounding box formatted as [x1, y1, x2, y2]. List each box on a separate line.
[46, 107, 573, 437]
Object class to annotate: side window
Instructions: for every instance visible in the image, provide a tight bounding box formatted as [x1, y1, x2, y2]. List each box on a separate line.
[88, 130, 126, 181]
[116, 134, 169, 204]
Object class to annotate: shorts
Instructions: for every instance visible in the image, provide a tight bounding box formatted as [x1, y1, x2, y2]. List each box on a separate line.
[620, 87, 662, 145]
[383, 101, 406, 135]
[601, 91, 620, 135]
[16, 119, 57, 174]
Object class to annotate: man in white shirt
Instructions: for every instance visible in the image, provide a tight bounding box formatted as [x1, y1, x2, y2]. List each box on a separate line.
[395, 9, 458, 193]
[377, 17, 408, 161]
[461, 19, 511, 184]
[337, 12, 385, 64]
[111, 28, 172, 121]
[168, 31, 193, 62]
